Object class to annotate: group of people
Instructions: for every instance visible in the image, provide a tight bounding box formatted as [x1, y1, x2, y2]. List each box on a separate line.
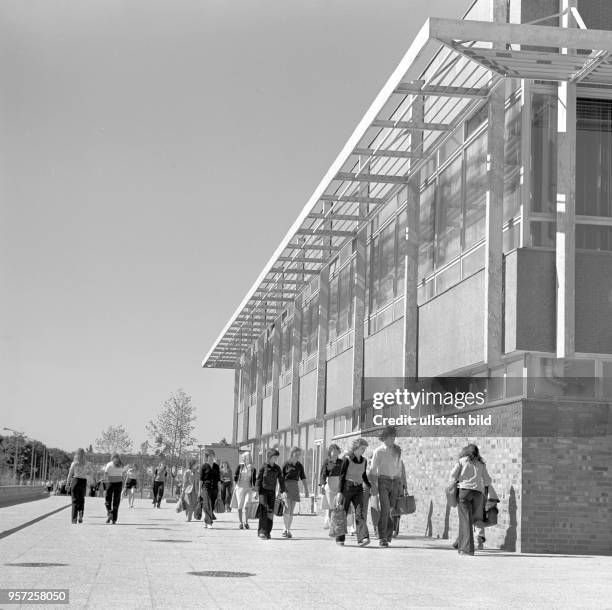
[63, 427, 495, 554]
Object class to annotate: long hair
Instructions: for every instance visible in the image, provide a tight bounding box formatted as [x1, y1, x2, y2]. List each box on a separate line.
[460, 444, 484, 463]
[241, 451, 252, 466]
[327, 443, 341, 457]
[348, 438, 368, 458]
[74, 448, 86, 465]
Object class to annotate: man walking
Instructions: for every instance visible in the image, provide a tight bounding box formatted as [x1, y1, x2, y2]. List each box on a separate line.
[152, 457, 167, 509]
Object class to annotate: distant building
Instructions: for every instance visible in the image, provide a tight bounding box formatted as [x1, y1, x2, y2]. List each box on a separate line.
[202, 0, 612, 555]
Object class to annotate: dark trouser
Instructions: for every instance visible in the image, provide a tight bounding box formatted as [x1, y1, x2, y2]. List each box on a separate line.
[221, 481, 232, 507]
[202, 485, 216, 525]
[457, 489, 483, 554]
[105, 481, 123, 522]
[336, 482, 369, 543]
[377, 476, 401, 543]
[70, 478, 87, 521]
[257, 489, 276, 536]
[153, 481, 164, 506]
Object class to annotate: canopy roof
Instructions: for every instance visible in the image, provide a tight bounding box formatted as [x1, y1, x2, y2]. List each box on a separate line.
[203, 17, 612, 369]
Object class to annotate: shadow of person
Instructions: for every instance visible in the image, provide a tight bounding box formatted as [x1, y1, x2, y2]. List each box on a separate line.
[425, 500, 433, 537]
[501, 485, 517, 552]
[442, 499, 451, 540]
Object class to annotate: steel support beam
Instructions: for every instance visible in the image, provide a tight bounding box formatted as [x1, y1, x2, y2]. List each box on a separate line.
[335, 172, 410, 184]
[319, 195, 386, 204]
[371, 119, 450, 131]
[290, 296, 303, 427]
[353, 147, 423, 159]
[315, 267, 329, 420]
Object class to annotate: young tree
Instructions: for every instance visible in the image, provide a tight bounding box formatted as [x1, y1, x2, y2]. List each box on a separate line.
[95, 425, 133, 454]
[147, 389, 196, 471]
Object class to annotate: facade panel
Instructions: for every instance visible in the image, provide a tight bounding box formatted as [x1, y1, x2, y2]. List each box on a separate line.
[325, 347, 353, 414]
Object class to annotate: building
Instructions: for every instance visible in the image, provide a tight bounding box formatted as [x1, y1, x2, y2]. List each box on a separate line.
[202, 0, 612, 555]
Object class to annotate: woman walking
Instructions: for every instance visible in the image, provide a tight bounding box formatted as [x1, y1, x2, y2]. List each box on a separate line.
[256, 448, 287, 540]
[152, 457, 168, 509]
[66, 448, 93, 524]
[182, 458, 198, 522]
[281, 447, 309, 539]
[104, 453, 124, 524]
[219, 461, 233, 512]
[199, 450, 220, 528]
[319, 444, 342, 529]
[334, 438, 371, 547]
[234, 451, 257, 529]
[448, 444, 492, 555]
[124, 464, 138, 509]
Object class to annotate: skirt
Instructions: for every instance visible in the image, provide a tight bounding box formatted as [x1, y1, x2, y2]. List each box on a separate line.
[285, 480, 300, 503]
[235, 484, 252, 510]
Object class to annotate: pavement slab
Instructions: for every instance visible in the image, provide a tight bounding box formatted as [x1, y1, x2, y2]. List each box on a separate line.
[0, 496, 611, 609]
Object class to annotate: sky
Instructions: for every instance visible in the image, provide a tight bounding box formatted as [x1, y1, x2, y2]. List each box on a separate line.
[0, 0, 471, 452]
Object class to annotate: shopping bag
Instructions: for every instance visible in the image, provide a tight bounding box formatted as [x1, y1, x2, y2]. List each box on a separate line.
[445, 482, 458, 508]
[482, 503, 499, 527]
[194, 497, 203, 521]
[369, 494, 380, 513]
[175, 497, 184, 513]
[214, 496, 225, 514]
[328, 507, 347, 537]
[245, 500, 259, 521]
[320, 494, 329, 511]
[230, 489, 238, 509]
[396, 494, 416, 515]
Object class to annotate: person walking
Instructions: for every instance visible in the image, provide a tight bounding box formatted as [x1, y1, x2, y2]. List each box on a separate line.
[124, 464, 138, 509]
[234, 451, 257, 529]
[392, 460, 408, 537]
[448, 443, 492, 556]
[334, 438, 371, 547]
[319, 444, 343, 529]
[152, 458, 168, 509]
[369, 425, 403, 547]
[281, 447, 309, 539]
[181, 458, 198, 522]
[256, 448, 287, 540]
[219, 461, 233, 512]
[104, 453, 124, 524]
[66, 448, 93, 524]
[199, 450, 220, 528]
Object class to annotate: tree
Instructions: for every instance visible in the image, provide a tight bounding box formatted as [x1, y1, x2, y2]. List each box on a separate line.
[147, 389, 196, 469]
[95, 425, 133, 454]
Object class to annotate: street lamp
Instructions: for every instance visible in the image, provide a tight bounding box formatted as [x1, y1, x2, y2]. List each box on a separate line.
[3, 427, 25, 485]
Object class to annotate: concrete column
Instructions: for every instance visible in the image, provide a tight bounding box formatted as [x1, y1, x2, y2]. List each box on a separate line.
[352, 171, 368, 410]
[483, 3, 506, 367]
[232, 365, 240, 445]
[290, 296, 303, 427]
[242, 352, 251, 442]
[255, 334, 264, 439]
[315, 267, 330, 420]
[271, 319, 281, 432]
[403, 90, 423, 379]
[556, 0, 576, 358]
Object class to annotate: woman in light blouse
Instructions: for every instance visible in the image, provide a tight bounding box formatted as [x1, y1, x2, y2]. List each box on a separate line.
[234, 451, 257, 529]
[66, 448, 93, 524]
[181, 458, 198, 522]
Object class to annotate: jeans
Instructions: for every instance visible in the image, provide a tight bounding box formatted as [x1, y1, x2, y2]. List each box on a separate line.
[220, 481, 232, 507]
[377, 476, 401, 543]
[70, 478, 87, 521]
[202, 485, 216, 525]
[153, 481, 165, 507]
[336, 482, 369, 543]
[457, 489, 483, 554]
[257, 489, 276, 537]
[105, 481, 122, 522]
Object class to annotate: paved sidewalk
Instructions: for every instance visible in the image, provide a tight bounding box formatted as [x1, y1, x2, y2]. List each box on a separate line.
[1, 496, 611, 609]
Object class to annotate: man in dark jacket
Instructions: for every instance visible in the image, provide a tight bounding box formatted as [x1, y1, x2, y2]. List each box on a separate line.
[256, 449, 286, 539]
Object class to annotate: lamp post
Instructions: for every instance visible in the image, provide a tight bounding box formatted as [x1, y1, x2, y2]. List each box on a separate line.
[197, 444, 203, 470]
[3, 427, 25, 485]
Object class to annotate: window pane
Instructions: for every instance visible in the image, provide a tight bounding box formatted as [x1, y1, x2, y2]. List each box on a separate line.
[397, 210, 407, 296]
[576, 224, 612, 251]
[337, 262, 353, 335]
[436, 156, 462, 266]
[369, 238, 379, 313]
[377, 222, 396, 309]
[464, 132, 487, 249]
[531, 93, 557, 214]
[531, 221, 556, 248]
[328, 275, 338, 341]
[418, 183, 435, 280]
[576, 98, 612, 218]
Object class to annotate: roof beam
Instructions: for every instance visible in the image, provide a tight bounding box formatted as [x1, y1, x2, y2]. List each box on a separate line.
[253, 296, 295, 303]
[393, 83, 489, 98]
[336, 172, 410, 184]
[295, 228, 354, 237]
[371, 119, 450, 131]
[353, 147, 423, 159]
[308, 213, 365, 221]
[277, 256, 326, 263]
[287, 243, 342, 251]
[261, 278, 307, 285]
[319, 195, 386, 204]
[270, 267, 320, 275]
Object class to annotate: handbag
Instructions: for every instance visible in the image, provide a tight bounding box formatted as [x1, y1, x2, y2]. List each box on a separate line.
[482, 502, 499, 527]
[446, 462, 462, 508]
[396, 494, 416, 515]
[230, 488, 238, 510]
[214, 496, 225, 514]
[194, 497, 203, 521]
[328, 506, 347, 537]
[320, 494, 329, 511]
[274, 496, 285, 517]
